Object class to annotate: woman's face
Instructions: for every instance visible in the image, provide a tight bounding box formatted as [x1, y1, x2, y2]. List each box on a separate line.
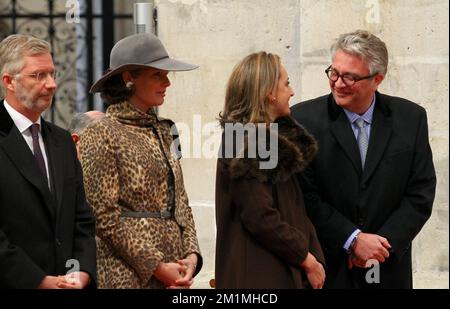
[268, 64, 294, 120]
[127, 67, 171, 111]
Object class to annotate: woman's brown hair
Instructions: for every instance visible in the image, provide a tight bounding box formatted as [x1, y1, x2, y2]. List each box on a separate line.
[219, 51, 281, 127]
[100, 69, 142, 105]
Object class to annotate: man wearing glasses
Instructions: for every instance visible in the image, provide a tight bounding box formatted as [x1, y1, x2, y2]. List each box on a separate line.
[0, 34, 96, 288]
[291, 30, 436, 288]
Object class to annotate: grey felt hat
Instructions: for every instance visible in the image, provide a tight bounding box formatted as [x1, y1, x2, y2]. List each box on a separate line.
[90, 33, 198, 93]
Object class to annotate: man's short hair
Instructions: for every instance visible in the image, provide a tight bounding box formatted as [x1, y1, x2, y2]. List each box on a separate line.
[68, 111, 104, 136]
[331, 30, 388, 76]
[0, 34, 51, 97]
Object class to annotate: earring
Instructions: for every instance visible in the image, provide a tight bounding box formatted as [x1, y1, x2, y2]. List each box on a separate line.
[126, 81, 134, 89]
[270, 96, 277, 103]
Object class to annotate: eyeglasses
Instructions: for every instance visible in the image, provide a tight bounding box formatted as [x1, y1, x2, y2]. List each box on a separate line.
[325, 65, 376, 86]
[16, 71, 57, 83]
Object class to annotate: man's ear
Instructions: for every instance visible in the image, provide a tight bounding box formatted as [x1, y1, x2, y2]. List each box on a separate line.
[374, 74, 384, 86]
[71, 133, 80, 144]
[2, 73, 15, 92]
[372, 74, 384, 92]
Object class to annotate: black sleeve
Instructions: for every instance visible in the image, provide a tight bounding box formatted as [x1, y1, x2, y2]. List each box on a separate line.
[377, 109, 436, 260]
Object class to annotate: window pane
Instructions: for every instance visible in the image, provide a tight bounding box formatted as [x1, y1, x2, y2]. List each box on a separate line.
[0, 19, 13, 40]
[0, 0, 12, 14]
[16, 18, 49, 40]
[114, 18, 134, 42]
[16, 0, 48, 14]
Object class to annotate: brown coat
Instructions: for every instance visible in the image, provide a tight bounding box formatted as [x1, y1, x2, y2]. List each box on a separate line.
[80, 101, 202, 288]
[215, 116, 325, 289]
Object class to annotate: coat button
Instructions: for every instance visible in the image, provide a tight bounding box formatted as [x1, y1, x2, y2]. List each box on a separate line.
[56, 239, 62, 246]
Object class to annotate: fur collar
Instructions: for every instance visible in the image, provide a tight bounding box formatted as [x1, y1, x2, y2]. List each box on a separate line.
[223, 116, 317, 184]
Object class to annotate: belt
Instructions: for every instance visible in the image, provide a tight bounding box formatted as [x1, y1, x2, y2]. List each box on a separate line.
[120, 209, 173, 219]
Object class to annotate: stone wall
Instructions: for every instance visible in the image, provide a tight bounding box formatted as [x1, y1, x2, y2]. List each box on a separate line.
[155, 0, 449, 288]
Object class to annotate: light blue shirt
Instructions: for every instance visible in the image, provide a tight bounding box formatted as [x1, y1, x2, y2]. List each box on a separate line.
[342, 95, 376, 252]
[343, 95, 376, 139]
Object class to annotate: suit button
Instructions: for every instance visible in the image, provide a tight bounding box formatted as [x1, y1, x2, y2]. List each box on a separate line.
[56, 239, 62, 246]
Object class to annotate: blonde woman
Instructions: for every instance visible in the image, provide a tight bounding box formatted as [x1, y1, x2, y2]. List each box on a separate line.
[215, 52, 325, 289]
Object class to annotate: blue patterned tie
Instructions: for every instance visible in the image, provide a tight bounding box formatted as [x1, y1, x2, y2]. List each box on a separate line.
[355, 118, 368, 168]
[29, 124, 48, 183]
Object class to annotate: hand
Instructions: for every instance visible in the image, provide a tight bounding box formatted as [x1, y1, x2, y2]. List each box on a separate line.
[37, 275, 63, 289]
[169, 253, 198, 289]
[353, 232, 391, 263]
[301, 252, 326, 289]
[56, 271, 91, 289]
[347, 254, 368, 269]
[153, 262, 186, 287]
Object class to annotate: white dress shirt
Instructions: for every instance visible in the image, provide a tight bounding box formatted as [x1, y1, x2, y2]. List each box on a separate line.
[3, 100, 50, 187]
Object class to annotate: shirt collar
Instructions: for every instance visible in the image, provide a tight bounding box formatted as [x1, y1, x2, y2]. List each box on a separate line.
[343, 95, 376, 125]
[3, 99, 42, 134]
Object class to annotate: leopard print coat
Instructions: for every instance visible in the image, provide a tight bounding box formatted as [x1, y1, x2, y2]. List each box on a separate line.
[80, 101, 202, 288]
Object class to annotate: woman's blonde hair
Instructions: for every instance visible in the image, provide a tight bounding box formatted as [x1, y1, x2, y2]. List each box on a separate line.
[219, 51, 281, 127]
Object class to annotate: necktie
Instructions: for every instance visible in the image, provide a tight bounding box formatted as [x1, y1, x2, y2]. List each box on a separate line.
[355, 118, 369, 168]
[29, 124, 48, 183]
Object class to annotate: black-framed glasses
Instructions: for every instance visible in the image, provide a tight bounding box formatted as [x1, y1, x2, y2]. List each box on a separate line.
[16, 71, 58, 83]
[325, 65, 377, 86]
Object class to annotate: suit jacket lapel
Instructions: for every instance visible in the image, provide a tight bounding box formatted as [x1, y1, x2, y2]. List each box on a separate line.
[328, 96, 363, 174]
[362, 93, 393, 184]
[42, 120, 64, 216]
[0, 121, 56, 220]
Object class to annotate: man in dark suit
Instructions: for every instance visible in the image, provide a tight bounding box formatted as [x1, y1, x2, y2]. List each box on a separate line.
[291, 30, 436, 288]
[0, 34, 96, 288]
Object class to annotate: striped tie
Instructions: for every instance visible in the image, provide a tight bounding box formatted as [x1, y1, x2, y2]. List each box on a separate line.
[29, 124, 48, 183]
[355, 118, 368, 168]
